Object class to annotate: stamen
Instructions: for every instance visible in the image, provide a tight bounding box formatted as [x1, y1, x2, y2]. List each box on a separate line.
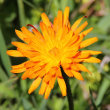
[27, 24, 38, 31]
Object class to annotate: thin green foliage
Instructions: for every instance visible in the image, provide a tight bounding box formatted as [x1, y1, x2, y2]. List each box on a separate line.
[0, 0, 110, 110]
[17, 0, 26, 26]
[96, 78, 110, 106]
[0, 65, 8, 81]
[0, 27, 11, 77]
[89, 88, 98, 110]
[23, 0, 37, 9]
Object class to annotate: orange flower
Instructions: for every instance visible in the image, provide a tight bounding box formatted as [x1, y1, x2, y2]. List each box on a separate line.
[7, 7, 101, 99]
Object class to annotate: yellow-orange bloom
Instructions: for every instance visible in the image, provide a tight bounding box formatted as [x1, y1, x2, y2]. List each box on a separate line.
[7, 7, 101, 99]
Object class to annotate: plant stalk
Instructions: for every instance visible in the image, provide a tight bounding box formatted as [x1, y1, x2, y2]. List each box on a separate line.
[60, 66, 74, 110]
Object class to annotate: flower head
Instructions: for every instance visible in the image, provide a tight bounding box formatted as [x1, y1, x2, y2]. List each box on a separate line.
[7, 7, 101, 99]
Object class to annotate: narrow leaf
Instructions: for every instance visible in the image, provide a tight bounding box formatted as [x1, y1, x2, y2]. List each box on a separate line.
[0, 27, 11, 76]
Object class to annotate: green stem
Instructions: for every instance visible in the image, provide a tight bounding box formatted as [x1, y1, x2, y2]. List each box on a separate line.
[17, 0, 26, 27]
[60, 66, 74, 110]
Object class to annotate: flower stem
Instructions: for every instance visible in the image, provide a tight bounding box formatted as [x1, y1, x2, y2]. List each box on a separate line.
[60, 66, 74, 110]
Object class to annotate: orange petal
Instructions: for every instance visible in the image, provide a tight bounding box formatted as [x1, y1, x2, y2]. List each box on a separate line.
[80, 27, 93, 36]
[21, 27, 42, 46]
[56, 68, 62, 77]
[81, 50, 102, 55]
[84, 57, 101, 63]
[15, 29, 28, 42]
[71, 64, 79, 71]
[61, 30, 73, 46]
[77, 51, 90, 59]
[32, 29, 44, 41]
[61, 57, 72, 64]
[11, 67, 26, 73]
[76, 50, 102, 59]
[64, 69, 74, 77]
[41, 13, 51, 27]
[53, 17, 58, 32]
[67, 20, 70, 29]
[21, 69, 31, 80]
[12, 42, 31, 50]
[62, 63, 70, 70]
[43, 74, 52, 83]
[40, 22, 52, 45]
[76, 64, 91, 73]
[49, 76, 56, 89]
[28, 77, 42, 94]
[17, 48, 38, 58]
[71, 17, 84, 31]
[75, 21, 88, 34]
[72, 58, 84, 62]
[7, 50, 24, 57]
[27, 65, 42, 76]
[24, 61, 36, 68]
[26, 66, 41, 79]
[57, 77, 66, 96]
[44, 86, 51, 99]
[55, 28, 63, 42]
[57, 11, 63, 29]
[63, 7, 69, 26]
[30, 56, 43, 62]
[48, 27, 55, 42]
[60, 26, 69, 40]
[21, 27, 34, 41]
[39, 81, 47, 95]
[80, 37, 98, 48]
[30, 67, 45, 79]
[11, 62, 25, 69]
[21, 26, 34, 37]
[71, 71, 84, 80]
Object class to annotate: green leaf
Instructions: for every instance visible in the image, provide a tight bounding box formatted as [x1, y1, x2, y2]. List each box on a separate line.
[97, 14, 110, 33]
[20, 79, 27, 93]
[0, 78, 18, 98]
[104, 0, 110, 9]
[39, 99, 48, 110]
[17, 0, 26, 27]
[89, 88, 98, 110]
[22, 98, 35, 110]
[60, 0, 68, 11]
[0, 65, 8, 81]
[60, 0, 74, 11]
[23, 0, 37, 9]
[96, 77, 110, 106]
[0, 27, 11, 76]
[4, 12, 16, 23]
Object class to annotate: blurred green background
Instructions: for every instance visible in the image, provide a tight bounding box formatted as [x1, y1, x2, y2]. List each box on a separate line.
[0, 0, 110, 110]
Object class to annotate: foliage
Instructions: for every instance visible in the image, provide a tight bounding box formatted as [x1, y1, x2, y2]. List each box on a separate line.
[0, 0, 110, 110]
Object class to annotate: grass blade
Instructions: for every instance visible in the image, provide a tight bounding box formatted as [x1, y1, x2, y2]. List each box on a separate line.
[39, 99, 48, 110]
[23, 0, 37, 9]
[17, 0, 26, 27]
[0, 27, 11, 76]
[96, 77, 110, 106]
[89, 87, 98, 110]
[0, 65, 8, 81]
